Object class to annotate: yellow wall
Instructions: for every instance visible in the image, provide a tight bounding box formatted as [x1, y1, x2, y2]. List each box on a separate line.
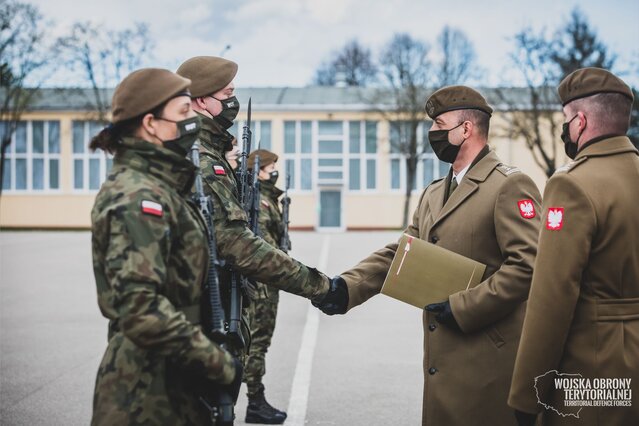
[1, 109, 564, 229]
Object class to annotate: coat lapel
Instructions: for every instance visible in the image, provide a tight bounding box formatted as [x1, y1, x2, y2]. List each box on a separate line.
[431, 149, 500, 229]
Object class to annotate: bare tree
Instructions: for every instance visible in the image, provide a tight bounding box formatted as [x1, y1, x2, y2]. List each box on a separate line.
[313, 39, 377, 87]
[550, 8, 615, 77]
[497, 28, 560, 177]
[59, 21, 153, 122]
[0, 0, 57, 196]
[499, 8, 616, 178]
[372, 33, 432, 227]
[435, 25, 481, 87]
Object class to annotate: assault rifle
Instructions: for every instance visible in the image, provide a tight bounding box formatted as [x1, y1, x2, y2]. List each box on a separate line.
[279, 173, 291, 253]
[190, 141, 236, 426]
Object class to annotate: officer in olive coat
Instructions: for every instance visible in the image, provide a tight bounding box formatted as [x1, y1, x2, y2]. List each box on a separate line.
[315, 86, 542, 425]
[508, 68, 639, 426]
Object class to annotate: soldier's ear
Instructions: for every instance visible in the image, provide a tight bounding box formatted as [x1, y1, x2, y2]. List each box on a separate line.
[141, 114, 154, 134]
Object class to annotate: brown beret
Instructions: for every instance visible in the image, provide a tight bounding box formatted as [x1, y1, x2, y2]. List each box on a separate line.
[111, 68, 191, 123]
[176, 56, 238, 98]
[248, 149, 278, 170]
[425, 85, 493, 119]
[558, 67, 634, 106]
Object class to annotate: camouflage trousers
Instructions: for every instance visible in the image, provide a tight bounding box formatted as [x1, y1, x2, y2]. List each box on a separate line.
[243, 285, 280, 396]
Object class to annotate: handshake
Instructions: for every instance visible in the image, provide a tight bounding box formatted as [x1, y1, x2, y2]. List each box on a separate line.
[312, 276, 349, 315]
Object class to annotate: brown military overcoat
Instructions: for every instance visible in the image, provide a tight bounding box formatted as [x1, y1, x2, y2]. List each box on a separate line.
[342, 148, 541, 425]
[508, 136, 639, 426]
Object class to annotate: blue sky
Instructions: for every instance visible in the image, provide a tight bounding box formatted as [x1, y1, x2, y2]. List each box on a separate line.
[31, 0, 639, 87]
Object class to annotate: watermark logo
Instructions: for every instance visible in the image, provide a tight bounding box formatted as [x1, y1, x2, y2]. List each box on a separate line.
[534, 371, 633, 418]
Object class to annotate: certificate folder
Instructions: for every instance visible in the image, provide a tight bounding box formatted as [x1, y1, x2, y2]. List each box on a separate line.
[381, 234, 486, 309]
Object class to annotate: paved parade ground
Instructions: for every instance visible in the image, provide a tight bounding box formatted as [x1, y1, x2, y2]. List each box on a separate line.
[0, 231, 423, 425]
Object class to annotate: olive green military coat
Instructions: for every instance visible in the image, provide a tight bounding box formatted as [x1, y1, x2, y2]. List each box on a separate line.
[91, 138, 236, 425]
[509, 136, 639, 426]
[341, 148, 541, 425]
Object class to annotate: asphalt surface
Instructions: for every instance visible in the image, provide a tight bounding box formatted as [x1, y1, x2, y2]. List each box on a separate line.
[0, 231, 423, 425]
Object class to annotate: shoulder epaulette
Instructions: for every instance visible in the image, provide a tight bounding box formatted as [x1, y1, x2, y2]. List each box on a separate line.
[553, 157, 588, 175]
[496, 164, 521, 176]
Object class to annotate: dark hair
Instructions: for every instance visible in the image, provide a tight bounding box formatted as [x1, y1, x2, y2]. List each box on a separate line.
[458, 109, 491, 139]
[89, 102, 168, 154]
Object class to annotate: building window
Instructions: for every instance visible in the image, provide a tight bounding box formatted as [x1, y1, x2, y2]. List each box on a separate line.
[282, 120, 379, 193]
[347, 121, 377, 192]
[389, 120, 448, 192]
[1, 120, 61, 192]
[229, 120, 272, 151]
[282, 121, 314, 191]
[72, 121, 113, 191]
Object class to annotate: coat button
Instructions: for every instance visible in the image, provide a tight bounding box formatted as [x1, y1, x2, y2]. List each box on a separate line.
[428, 323, 437, 331]
[430, 236, 439, 243]
[429, 367, 438, 375]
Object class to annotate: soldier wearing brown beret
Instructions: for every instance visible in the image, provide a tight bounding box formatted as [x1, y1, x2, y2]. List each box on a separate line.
[509, 69, 639, 426]
[314, 85, 542, 425]
[89, 68, 242, 425]
[177, 57, 330, 424]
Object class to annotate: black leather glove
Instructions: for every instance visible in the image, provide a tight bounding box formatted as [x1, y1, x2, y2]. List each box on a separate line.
[514, 409, 537, 426]
[312, 276, 349, 315]
[425, 300, 460, 330]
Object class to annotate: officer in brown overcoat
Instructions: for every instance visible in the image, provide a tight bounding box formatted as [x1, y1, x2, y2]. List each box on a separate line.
[314, 86, 542, 425]
[508, 68, 639, 426]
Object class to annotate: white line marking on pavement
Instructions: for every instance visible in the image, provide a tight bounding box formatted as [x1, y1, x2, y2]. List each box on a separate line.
[286, 235, 330, 425]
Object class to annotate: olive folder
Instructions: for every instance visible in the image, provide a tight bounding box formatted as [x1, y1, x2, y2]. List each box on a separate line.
[381, 234, 486, 309]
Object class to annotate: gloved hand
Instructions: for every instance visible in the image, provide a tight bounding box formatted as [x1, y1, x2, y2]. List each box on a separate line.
[514, 409, 537, 426]
[312, 276, 349, 315]
[425, 300, 460, 330]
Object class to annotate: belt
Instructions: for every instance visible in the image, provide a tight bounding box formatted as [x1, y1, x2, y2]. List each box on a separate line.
[597, 297, 639, 321]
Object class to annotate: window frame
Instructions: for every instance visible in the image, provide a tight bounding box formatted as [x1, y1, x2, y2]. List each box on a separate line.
[1, 120, 62, 193]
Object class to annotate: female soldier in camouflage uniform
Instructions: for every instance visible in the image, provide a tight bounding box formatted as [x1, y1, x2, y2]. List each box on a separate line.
[90, 68, 238, 425]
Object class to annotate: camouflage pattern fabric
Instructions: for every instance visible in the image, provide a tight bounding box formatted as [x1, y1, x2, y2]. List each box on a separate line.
[90, 137, 236, 425]
[195, 113, 329, 336]
[244, 181, 285, 394]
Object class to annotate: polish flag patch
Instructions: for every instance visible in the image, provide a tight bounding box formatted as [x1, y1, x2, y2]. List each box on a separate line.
[141, 200, 163, 217]
[546, 207, 564, 230]
[261, 200, 270, 208]
[517, 199, 536, 219]
[213, 165, 226, 175]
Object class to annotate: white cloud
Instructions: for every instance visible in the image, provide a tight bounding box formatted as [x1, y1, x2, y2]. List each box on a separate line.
[25, 0, 639, 88]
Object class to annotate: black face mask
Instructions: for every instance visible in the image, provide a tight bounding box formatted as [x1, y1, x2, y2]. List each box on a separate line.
[561, 114, 583, 160]
[212, 95, 240, 129]
[268, 170, 279, 184]
[428, 122, 466, 164]
[156, 116, 201, 157]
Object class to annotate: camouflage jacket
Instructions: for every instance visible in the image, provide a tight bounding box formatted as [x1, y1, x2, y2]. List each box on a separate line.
[257, 180, 285, 248]
[91, 137, 235, 425]
[252, 180, 286, 299]
[195, 113, 328, 302]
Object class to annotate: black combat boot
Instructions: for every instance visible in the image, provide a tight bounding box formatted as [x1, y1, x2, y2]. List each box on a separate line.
[245, 385, 287, 424]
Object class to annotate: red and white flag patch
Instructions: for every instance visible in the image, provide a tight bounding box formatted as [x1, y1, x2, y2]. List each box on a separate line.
[261, 200, 270, 208]
[213, 165, 226, 175]
[141, 200, 163, 217]
[517, 199, 536, 219]
[546, 207, 564, 230]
